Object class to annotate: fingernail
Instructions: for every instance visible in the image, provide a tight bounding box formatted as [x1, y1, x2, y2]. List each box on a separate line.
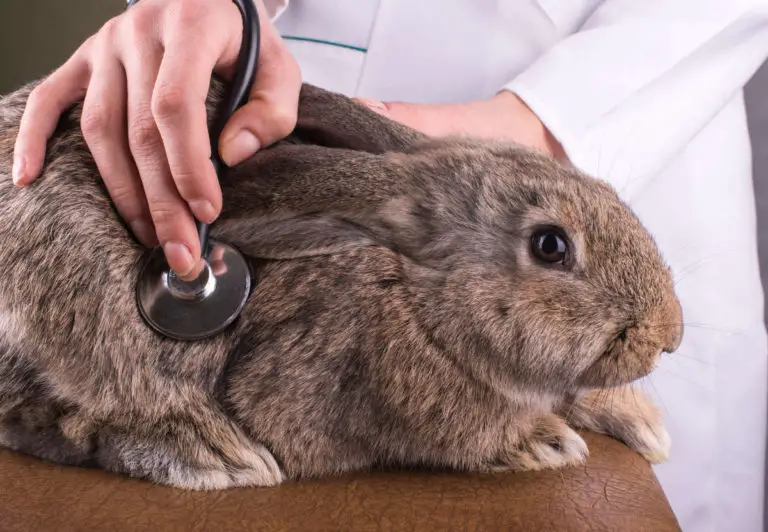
[189, 200, 217, 223]
[163, 241, 196, 277]
[221, 130, 260, 167]
[12, 155, 26, 185]
[130, 219, 157, 247]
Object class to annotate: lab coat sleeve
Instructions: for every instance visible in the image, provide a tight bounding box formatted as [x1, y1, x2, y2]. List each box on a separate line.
[503, 0, 768, 193]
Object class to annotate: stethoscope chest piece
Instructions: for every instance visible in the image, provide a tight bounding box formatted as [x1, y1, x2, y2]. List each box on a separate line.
[136, 239, 251, 341]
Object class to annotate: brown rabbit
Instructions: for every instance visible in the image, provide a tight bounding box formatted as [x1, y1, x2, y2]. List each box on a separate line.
[0, 76, 682, 489]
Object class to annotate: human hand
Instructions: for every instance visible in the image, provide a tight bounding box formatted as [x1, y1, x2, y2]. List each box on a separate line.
[13, 0, 301, 280]
[355, 91, 566, 161]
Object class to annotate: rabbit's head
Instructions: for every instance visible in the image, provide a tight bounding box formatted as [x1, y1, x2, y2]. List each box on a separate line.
[219, 128, 683, 396]
[359, 138, 683, 395]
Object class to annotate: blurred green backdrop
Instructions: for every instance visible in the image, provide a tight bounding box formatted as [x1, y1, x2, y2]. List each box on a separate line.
[0, 0, 124, 94]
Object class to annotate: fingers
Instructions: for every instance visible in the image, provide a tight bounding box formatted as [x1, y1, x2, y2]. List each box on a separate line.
[13, 41, 92, 186]
[353, 99, 444, 136]
[353, 98, 390, 115]
[219, 22, 302, 167]
[209, 245, 228, 276]
[152, 18, 222, 225]
[121, 21, 203, 279]
[81, 31, 157, 247]
[12, 0, 303, 284]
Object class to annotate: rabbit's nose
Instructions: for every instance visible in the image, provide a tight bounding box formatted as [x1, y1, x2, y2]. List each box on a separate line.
[662, 325, 683, 354]
[661, 298, 684, 354]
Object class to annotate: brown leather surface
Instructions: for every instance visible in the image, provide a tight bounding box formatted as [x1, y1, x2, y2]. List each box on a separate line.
[0, 432, 679, 532]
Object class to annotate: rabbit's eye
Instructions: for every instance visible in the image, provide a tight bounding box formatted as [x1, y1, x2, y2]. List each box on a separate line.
[531, 229, 568, 264]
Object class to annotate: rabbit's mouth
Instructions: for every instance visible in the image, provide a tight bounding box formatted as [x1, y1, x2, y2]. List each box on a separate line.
[577, 326, 661, 388]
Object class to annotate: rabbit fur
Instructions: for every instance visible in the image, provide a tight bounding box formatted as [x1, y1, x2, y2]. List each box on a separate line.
[0, 76, 683, 489]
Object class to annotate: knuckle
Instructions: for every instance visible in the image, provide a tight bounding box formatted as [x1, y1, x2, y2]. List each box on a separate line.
[170, 169, 204, 200]
[99, 17, 120, 40]
[270, 105, 298, 138]
[128, 115, 161, 151]
[124, 7, 155, 39]
[27, 81, 53, 110]
[79, 33, 99, 55]
[288, 60, 302, 84]
[103, 181, 144, 219]
[263, 31, 301, 72]
[102, 174, 135, 203]
[80, 105, 111, 138]
[147, 200, 185, 232]
[280, 46, 302, 75]
[151, 84, 188, 121]
[91, 20, 118, 52]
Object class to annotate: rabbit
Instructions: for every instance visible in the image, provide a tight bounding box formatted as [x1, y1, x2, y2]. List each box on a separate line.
[0, 74, 683, 490]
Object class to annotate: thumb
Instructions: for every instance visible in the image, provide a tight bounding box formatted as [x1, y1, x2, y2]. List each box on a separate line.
[219, 89, 299, 167]
[218, 100, 269, 167]
[219, 39, 301, 167]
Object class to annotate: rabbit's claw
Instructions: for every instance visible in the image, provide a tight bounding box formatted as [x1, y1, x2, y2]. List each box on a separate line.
[492, 414, 589, 472]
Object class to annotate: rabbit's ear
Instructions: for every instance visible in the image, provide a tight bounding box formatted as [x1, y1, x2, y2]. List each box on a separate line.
[292, 84, 425, 154]
[214, 194, 436, 261]
[214, 214, 377, 260]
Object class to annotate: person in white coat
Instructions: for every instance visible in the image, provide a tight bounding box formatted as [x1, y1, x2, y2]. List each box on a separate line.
[11, 0, 768, 530]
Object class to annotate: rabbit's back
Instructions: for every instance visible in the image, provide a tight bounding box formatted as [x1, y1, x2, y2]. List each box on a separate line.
[0, 83, 147, 366]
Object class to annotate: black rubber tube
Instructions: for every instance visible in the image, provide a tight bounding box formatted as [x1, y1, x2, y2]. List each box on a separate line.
[125, 0, 261, 259]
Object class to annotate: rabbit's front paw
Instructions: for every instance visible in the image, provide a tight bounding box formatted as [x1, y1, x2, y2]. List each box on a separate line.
[562, 386, 670, 464]
[493, 414, 589, 472]
[623, 414, 670, 464]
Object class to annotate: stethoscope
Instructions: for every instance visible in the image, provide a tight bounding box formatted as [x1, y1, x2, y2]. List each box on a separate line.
[128, 0, 260, 341]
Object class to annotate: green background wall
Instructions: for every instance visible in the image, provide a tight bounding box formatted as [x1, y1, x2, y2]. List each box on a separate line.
[0, 0, 124, 94]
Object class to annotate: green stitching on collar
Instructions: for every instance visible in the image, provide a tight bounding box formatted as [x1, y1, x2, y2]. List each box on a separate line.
[281, 35, 367, 53]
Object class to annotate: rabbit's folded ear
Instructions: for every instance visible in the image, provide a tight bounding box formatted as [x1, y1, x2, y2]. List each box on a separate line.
[292, 84, 425, 154]
[213, 194, 436, 262]
[214, 214, 377, 260]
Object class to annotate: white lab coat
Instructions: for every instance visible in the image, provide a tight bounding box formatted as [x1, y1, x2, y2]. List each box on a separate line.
[264, 1, 768, 530]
